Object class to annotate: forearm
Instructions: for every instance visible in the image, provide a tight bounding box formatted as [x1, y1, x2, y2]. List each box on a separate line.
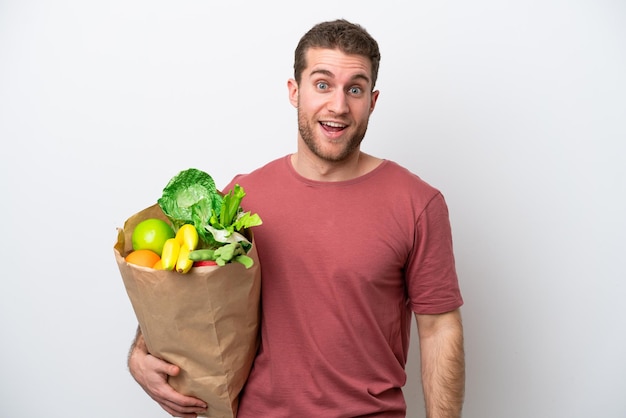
[125, 325, 207, 416]
[417, 310, 465, 418]
[128, 325, 147, 374]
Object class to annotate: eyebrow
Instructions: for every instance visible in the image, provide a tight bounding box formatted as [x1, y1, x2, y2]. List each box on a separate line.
[309, 68, 371, 84]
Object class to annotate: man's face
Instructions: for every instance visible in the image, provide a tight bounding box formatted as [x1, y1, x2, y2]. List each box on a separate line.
[289, 48, 379, 163]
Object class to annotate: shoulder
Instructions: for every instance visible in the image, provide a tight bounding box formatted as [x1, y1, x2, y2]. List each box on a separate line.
[370, 160, 451, 219]
[376, 160, 441, 193]
[224, 155, 290, 191]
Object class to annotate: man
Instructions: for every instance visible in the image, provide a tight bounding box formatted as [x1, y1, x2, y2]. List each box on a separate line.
[128, 19, 465, 418]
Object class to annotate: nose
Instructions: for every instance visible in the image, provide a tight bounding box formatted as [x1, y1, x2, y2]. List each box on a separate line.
[327, 90, 349, 114]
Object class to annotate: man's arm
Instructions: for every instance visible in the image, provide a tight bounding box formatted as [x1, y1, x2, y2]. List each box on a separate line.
[128, 327, 208, 418]
[415, 308, 465, 418]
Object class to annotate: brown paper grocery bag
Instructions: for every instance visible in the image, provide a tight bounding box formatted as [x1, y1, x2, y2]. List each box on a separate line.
[114, 204, 261, 418]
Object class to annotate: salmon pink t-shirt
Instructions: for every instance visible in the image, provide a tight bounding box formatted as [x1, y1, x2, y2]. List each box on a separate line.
[225, 156, 463, 417]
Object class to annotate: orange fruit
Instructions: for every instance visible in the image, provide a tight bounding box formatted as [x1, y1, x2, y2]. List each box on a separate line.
[125, 249, 161, 268]
[153, 259, 164, 270]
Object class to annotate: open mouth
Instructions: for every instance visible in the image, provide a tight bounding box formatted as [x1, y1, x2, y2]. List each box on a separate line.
[320, 121, 347, 133]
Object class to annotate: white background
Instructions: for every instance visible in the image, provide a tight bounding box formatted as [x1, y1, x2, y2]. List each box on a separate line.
[1, 1, 625, 417]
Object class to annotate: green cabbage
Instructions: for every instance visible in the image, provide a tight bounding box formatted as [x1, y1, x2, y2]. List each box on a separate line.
[157, 168, 223, 245]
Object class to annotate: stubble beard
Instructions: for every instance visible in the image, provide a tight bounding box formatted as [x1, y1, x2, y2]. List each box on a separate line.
[297, 107, 368, 163]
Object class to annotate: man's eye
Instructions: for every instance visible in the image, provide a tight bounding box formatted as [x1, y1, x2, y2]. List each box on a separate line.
[349, 86, 362, 95]
[316, 82, 328, 90]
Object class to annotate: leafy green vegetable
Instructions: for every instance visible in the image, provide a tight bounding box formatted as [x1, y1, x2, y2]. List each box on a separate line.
[209, 184, 263, 242]
[219, 185, 245, 227]
[157, 168, 223, 245]
[157, 168, 262, 268]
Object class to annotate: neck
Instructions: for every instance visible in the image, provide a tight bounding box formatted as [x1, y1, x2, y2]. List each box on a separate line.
[290, 148, 382, 182]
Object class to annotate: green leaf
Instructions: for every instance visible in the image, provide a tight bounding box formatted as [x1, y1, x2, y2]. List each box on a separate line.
[208, 184, 262, 238]
[232, 212, 263, 231]
[221, 184, 246, 226]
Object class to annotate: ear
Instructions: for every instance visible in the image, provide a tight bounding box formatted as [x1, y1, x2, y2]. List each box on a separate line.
[287, 78, 299, 108]
[369, 90, 380, 114]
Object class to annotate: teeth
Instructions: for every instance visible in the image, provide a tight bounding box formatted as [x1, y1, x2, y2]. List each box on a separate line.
[322, 121, 346, 128]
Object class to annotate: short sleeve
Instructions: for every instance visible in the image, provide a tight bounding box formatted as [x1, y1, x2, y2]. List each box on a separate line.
[406, 193, 463, 314]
